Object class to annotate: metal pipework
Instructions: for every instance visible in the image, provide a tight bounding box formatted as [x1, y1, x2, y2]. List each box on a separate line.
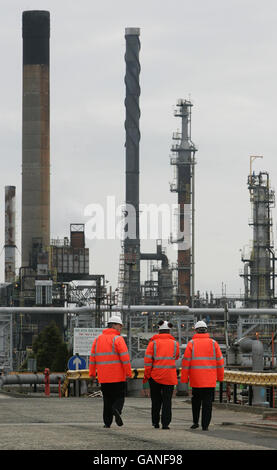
[4, 186, 16, 283]
[141, 244, 173, 304]
[0, 373, 64, 389]
[1, 306, 277, 315]
[235, 337, 267, 406]
[236, 337, 264, 370]
[141, 242, 169, 268]
[123, 27, 141, 305]
[21, 11, 50, 268]
[0, 305, 189, 314]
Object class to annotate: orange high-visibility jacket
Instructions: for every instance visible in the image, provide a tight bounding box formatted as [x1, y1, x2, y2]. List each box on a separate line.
[144, 333, 180, 385]
[89, 328, 132, 383]
[181, 333, 224, 388]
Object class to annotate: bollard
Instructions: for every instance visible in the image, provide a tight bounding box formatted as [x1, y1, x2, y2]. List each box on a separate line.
[249, 385, 253, 406]
[58, 377, 61, 398]
[219, 382, 223, 403]
[227, 383, 231, 402]
[44, 368, 50, 396]
[233, 383, 237, 404]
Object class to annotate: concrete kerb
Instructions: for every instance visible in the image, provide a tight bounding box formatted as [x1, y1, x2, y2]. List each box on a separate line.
[213, 401, 277, 416]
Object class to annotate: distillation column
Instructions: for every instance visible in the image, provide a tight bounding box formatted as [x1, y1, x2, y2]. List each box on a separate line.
[123, 27, 141, 305]
[241, 171, 276, 307]
[170, 100, 197, 306]
[21, 11, 50, 269]
[4, 186, 16, 283]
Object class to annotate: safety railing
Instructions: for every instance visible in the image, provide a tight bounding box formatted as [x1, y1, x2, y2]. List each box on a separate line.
[62, 368, 144, 397]
[219, 370, 277, 408]
[223, 370, 277, 386]
[62, 368, 277, 403]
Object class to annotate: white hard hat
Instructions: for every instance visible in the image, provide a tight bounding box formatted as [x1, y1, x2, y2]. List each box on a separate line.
[194, 320, 207, 329]
[158, 320, 173, 330]
[108, 315, 123, 326]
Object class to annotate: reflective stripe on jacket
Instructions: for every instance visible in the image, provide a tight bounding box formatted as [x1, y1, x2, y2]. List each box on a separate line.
[180, 333, 224, 388]
[89, 328, 132, 383]
[144, 333, 180, 385]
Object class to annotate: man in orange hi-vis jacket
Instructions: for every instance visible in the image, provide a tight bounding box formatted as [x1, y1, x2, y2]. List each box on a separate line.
[89, 315, 132, 428]
[181, 321, 224, 431]
[144, 320, 180, 430]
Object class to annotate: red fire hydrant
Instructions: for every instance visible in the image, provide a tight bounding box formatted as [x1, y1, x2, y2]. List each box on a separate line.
[44, 368, 50, 396]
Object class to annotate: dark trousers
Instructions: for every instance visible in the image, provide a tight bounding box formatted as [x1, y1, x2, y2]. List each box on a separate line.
[149, 377, 174, 427]
[100, 382, 126, 427]
[191, 387, 215, 429]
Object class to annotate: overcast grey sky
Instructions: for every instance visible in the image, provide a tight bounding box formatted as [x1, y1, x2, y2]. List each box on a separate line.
[1, 0, 277, 297]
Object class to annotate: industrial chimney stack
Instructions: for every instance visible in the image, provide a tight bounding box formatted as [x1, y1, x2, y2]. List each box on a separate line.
[4, 186, 16, 283]
[21, 11, 50, 270]
[123, 27, 141, 305]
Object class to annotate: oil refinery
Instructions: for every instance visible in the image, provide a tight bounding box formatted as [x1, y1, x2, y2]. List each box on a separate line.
[0, 11, 277, 407]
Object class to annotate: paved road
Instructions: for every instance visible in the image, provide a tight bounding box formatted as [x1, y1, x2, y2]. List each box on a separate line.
[0, 392, 276, 455]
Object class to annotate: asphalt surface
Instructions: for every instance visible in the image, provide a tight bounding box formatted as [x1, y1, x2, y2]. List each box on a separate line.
[1, 391, 277, 459]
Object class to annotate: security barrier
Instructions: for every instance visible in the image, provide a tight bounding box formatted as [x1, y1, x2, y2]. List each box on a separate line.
[62, 368, 144, 397]
[220, 370, 277, 408]
[61, 368, 277, 398]
[223, 370, 277, 386]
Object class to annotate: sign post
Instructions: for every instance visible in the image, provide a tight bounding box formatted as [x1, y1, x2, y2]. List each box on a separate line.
[73, 328, 103, 358]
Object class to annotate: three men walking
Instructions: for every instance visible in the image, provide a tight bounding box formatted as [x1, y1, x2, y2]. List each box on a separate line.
[89, 316, 224, 431]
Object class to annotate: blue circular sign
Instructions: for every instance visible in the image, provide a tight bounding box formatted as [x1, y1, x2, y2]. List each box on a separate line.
[67, 355, 87, 370]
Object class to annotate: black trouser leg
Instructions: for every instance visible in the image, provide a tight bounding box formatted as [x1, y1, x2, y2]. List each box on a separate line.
[201, 388, 214, 429]
[101, 383, 114, 426]
[149, 378, 174, 427]
[149, 378, 162, 426]
[161, 383, 174, 427]
[191, 388, 202, 425]
[112, 382, 126, 414]
[191, 387, 214, 429]
[101, 382, 126, 426]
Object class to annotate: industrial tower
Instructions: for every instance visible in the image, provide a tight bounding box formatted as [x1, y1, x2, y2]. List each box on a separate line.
[123, 28, 141, 306]
[241, 168, 277, 307]
[15, 11, 97, 354]
[22, 11, 50, 271]
[5, 186, 16, 283]
[170, 99, 197, 306]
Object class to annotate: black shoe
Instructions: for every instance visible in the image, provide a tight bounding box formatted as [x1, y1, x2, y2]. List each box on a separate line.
[103, 425, 110, 428]
[162, 426, 170, 429]
[190, 424, 199, 429]
[113, 408, 123, 426]
[153, 424, 159, 428]
[202, 427, 209, 431]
